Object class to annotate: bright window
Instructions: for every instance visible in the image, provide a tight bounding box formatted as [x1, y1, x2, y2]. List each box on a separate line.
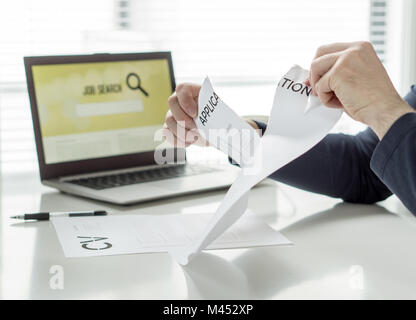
[0, 0, 394, 173]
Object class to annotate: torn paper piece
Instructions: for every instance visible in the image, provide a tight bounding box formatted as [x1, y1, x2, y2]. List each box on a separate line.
[169, 65, 343, 265]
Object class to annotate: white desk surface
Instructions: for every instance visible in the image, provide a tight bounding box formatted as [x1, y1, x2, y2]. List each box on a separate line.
[1, 171, 416, 300]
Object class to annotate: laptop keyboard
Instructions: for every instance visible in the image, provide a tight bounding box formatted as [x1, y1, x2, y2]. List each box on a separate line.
[66, 164, 218, 190]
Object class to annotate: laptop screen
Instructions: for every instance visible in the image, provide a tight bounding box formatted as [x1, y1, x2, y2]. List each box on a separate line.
[31, 58, 173, 164]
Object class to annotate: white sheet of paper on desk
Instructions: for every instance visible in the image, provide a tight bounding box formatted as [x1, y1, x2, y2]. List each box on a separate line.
[169, 65, 343, 265]
[51, 211, 291, 258]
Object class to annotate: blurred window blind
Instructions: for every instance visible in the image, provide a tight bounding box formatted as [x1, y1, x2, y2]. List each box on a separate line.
[0, 0, 114, 173]
[370, 0, 387, 63]
[124, 0, 371, 83]
[0, 0, 381, 173]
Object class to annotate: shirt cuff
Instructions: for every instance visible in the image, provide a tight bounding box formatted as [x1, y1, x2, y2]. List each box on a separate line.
[404, 85, 416, 110]
[253, 120, 267, 135]
[370, 112, 416, 179]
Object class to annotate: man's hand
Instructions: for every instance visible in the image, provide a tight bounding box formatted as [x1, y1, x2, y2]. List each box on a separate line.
[307, 41, 414, 139]
[164, 83, 260, 147]
[164, 83, 208, 147]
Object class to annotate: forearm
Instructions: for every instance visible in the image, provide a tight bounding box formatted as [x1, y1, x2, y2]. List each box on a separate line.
[270, 132, 391, 203]
[251, 120, 391, 203]
[245, 88, 416, 209]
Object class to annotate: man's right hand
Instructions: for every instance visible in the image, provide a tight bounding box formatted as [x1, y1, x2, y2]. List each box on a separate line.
[163, 83, 260, 148]
[307, 41, 414, 139]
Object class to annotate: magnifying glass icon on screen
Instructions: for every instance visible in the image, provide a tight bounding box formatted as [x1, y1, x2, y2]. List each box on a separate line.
[126, 73, 149, 97]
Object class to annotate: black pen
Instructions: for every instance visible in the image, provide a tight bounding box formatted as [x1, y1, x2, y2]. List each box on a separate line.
[10, 210, 107, 221]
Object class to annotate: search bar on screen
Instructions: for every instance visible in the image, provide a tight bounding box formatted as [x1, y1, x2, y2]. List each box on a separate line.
[76, 100, 143, 117]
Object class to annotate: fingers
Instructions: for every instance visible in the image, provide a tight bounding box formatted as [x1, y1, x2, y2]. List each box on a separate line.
[314, 70, 343, 108]
[313, 42, 353, 59]
[175, 83, 200, 118]
[165, 110, 189, 142]
[307, 42, 355, 94]
[162, 124, 190, 148]
[164, 83, 204, 148]
[162, 124, 207, 148]
[168, 94, 196, 129]
[164, 111, 208, 147]
[309, 52, 340, 95]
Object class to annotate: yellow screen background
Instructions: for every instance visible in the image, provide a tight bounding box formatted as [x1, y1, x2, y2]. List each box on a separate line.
[32, 59, 172, 138]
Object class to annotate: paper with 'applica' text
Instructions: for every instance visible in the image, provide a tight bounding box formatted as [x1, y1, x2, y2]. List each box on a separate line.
[169, 65, 343, 265]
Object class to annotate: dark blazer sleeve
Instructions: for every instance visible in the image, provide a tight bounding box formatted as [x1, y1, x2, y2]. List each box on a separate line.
[370, 87, 416, 214]
[259, 85, 416, 211]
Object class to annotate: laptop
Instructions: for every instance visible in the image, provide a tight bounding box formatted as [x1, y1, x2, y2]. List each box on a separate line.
[24, 52, 240, 205]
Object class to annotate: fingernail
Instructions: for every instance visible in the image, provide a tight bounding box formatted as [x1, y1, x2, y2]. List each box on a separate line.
[188, 108, 196, 117]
